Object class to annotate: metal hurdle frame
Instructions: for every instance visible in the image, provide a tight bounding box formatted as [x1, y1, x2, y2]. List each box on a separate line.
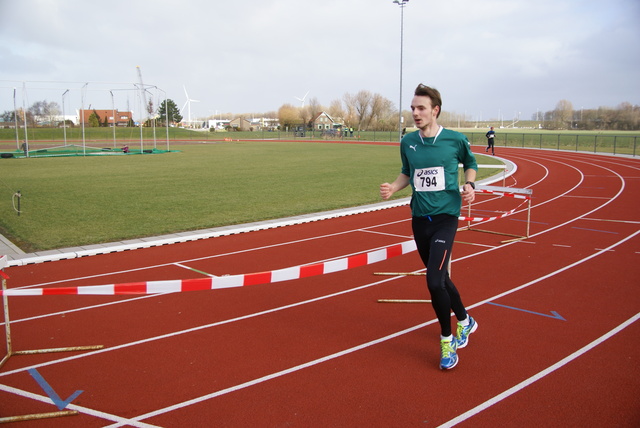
[463, 185, 533, 243]
[0, 256, 103, 422]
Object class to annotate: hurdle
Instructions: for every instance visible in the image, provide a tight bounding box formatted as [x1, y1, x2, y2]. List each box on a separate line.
[462, 185, 533, 242]
[0, 256, 102, 422]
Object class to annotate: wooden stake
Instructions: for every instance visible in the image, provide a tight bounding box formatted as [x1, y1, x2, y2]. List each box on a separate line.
[373, 272, 425, 276]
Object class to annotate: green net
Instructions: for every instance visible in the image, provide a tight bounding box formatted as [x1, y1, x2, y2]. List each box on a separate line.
[0, 144, 178, 159]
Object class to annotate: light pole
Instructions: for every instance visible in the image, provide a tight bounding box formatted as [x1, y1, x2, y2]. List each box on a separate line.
[22, 83, 29, 157]
[62, 89, 69, 146]
[81, 82, 88, 156]
[393, 0, 409, 142]
[110, 90, 116, 148]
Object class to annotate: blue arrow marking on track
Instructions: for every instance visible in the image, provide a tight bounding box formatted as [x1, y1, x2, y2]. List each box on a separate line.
[28, 368, 83, 410]
[487, 302, 566, 321]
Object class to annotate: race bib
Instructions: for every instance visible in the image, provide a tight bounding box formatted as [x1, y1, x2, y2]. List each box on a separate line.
[414, 166, 445, 191]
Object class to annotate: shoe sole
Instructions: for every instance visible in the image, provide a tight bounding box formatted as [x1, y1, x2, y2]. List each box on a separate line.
[457, 320, 478, 349]
[440, 357, 458, 370]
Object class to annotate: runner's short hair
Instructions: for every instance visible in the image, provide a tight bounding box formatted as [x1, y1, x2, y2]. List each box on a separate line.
[414, 84, 442, 118]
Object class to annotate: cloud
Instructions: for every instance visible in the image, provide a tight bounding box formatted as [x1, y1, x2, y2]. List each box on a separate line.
[1, 0, 638, 121]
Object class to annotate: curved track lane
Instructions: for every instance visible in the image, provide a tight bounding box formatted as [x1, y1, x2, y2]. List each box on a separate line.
[0, 147, 638, 427]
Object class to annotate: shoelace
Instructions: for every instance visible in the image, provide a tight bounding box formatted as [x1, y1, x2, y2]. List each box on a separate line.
[456, 323, 466, 339]
[457, 322, 472, 339]
[441, 340, 455, 357]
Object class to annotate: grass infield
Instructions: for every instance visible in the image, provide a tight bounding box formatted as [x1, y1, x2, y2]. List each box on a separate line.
[0, 141, 502, 252]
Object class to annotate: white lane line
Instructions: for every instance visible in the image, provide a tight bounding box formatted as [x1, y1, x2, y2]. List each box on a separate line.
[0, 383, 162, 428]
[436, 313, 640, 428]
[0, 151, 633, 423]
[14, 219, 409, 290]
[3, 229, 637, 427]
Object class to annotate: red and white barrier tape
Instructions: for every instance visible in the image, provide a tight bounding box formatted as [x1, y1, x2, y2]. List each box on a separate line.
[475, 189, 531, 200]
[0, 240, 417, 296]
[458, 197, 529, 222]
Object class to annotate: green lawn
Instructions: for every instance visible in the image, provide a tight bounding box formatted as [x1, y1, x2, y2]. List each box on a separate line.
[0, 141, 501, 252]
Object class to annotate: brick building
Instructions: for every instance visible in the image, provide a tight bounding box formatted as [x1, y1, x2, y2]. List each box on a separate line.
[77, 109, 133, 126]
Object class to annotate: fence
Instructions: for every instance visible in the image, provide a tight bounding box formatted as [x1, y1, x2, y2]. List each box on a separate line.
[464, 131, 638, 156]
[1, 128, 638, 157]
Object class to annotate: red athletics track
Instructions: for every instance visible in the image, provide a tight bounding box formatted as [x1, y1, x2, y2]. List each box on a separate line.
[0, 147, 638, 427]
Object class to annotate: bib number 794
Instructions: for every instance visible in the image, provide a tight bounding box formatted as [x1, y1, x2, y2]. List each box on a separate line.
[414, 167, 445, 191]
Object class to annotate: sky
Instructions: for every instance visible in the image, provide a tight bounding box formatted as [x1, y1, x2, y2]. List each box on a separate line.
[1, 0, 639, 123]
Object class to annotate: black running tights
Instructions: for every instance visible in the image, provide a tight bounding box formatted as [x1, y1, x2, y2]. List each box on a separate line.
[412, 214, 468, 337]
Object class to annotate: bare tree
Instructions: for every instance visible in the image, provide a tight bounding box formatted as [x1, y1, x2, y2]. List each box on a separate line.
[554, 99, 574, 129]
[307, 97, 323, 124]
[328, 99, 344, 121]
[278, 103, 299, 129]
[298, 105, 312, 128]
[28, 100, 60, 125]
[368, 94, 395, 130]
[342, 93, 357, 128]
[342, 90, 373, 130]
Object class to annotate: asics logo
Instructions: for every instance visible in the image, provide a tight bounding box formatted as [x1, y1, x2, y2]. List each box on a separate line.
[435, 239, 446, 244]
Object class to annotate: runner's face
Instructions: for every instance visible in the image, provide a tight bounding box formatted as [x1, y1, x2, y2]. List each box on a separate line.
[411, 95, 439, 130]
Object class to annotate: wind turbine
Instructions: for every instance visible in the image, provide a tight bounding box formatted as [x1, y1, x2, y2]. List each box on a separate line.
[294, 90, 310, 108]
[181, 85, 200, 126]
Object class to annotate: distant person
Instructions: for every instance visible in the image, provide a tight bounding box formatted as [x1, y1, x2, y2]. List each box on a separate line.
[485, 126, 496, 155]
[380, 83, 478, 370]
[122, 145, 129, 154]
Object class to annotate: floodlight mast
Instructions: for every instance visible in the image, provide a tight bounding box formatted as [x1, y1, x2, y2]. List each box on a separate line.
[12, 88, 18, 150]
[21, 83, 29, 157]
[136, 66, 148, 124]
[393, 0, 409, 143]
[62, 89, 69, 146]
[136, 66, 147, 151]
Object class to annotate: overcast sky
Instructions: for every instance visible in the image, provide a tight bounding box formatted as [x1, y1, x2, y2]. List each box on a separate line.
[1, 0, 638, 123]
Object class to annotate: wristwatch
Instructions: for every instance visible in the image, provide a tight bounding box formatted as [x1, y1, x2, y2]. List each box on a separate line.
[465, 181, 475, 189]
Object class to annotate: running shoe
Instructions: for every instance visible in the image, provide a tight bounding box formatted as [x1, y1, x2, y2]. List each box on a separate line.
[456, 316, 478, 349]
[440, 337, 458, 370]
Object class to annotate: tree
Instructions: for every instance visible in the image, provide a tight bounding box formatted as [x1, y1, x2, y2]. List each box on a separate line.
[306, 97, 323, 126]
[327, 99, 345, 121]
[554, 99, 574, 129]
[614, 102, 636, 130]
[88, 110, 100, 127]
[1, 110, 17, 124]
[352, 90, 373, 130]
[342, 90, 394, 131]
[342, 93, 357, 128]
[28, 100, 60, 126]
[368, 93, 395, 131]
[145, 99, 155, 127]
[157, 99, 182, 126]
[278, 103, 299, 129]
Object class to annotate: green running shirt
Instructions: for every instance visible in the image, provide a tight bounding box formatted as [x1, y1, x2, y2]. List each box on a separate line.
[400, 127, 478, 217]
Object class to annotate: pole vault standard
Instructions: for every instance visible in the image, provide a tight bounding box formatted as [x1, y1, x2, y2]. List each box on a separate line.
[0, 256, 103, 422]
